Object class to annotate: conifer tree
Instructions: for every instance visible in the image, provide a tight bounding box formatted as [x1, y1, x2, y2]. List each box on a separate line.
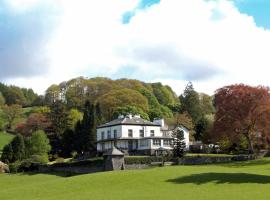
[173, 129, 186, 158]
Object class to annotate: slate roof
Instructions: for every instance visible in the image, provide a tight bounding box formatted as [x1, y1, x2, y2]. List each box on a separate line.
[97, 116, 161, 128]
[103, 146, 124, 156]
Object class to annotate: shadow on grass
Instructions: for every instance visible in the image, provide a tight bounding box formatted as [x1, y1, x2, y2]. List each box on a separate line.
[167, 173, 270, 185]
[19, 171, 82, 177]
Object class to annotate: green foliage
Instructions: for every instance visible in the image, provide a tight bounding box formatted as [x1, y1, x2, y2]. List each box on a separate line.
[1, 104, 23, 129]
[48, 101, 70, 136]
[0, 132, 14, 153]
[61, 129, 76, 157]
[0, 83, 38, 106]
[199, 93, 215, 115]
[26, 130, 51, 160]
[180, 82, 202, 124]
[10, 134, 26, 161]
[173, 129, 186, 158]
[68, 108, 83, 130]
[151, 82, 178, 106]
[74, 101, 97, 156]
[195, 116, 213, 142]
[1, 134, 25, 163]
[1, 143, 13, 163]
[113, 106, 150, 120]
[139, 88, 160, 108]
[44, 84, 61, 105]
[98, 88, 149, 120]
[0, 92, 5, 106]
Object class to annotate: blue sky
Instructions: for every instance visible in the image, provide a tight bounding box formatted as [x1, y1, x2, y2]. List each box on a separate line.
[0, 0, 270, 95]
[234, 0, 270, 29]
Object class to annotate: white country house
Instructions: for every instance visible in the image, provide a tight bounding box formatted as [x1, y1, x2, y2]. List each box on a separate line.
[96, 114, 189, 155]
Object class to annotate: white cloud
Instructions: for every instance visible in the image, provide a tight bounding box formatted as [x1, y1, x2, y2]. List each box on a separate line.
[4, 0, 270, 95]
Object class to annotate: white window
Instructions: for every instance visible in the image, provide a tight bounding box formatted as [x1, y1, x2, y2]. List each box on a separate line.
[128, 129, 133, 137]
[101, 132, 105, 140]
[140, 130, 144, 137]
[153, 139, 161, 146]
[140, 139, 148, 147]
[107, 130, 111, 139]
[113, 130, 117, 138]
[163, 139, 171, 146]
[150, 130, 155, 137]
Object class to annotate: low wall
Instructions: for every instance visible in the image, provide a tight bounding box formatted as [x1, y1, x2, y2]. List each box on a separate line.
[177, 156, 233, 165]
[36, 154, 262, 174]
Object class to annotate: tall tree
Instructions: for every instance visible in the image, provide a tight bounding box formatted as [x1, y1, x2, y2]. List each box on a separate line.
[1, 104, 23, 129]
[213, 84, 270, 154]
[173, 129, 186, 158]
[47, 101, 70, 154]
[48, 100, 70, 136]
[26, 130, 51, 161]
[10, 134, 25, 162]
[179, 82, 202, 124]
[75, 101, 96, 156]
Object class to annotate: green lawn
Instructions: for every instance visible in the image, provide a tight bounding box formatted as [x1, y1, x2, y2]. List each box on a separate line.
[0, 131, 14, 154]
[1, 158, 270, 200]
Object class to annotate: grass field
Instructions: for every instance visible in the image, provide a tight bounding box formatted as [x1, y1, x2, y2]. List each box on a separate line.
[1, 158, 270, 200]
[0, 131, 14, 154]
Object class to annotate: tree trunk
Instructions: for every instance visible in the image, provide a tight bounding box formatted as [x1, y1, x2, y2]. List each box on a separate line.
[244, 134, 254, 154]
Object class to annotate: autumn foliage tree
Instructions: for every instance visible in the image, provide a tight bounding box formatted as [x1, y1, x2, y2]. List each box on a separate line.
[213, 84, 270, 153]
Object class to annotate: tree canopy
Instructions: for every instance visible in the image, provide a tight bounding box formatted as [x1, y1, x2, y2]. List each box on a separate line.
[213, 84, 270, 153]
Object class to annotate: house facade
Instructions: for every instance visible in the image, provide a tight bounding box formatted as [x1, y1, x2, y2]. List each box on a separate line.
[96, 114, 189, 155]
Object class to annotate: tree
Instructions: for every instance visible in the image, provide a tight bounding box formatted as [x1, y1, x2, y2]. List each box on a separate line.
[16, 113, 51, 137]
[0, 92, 5, 106]
[48, 100, 70, 136]
[179, 82, 202, 124]
[68, 108, 83, 130]
[195, 116, 213, 142]
[61, 129, 76, 157]
[1, 143, 13, 163]
[98, 88, 149, 120]
[26, 130, 51, 161]
[75, 101, 96, 156]
[199, 93, 215, 115]
[11, 134, 26, 161]
[213, 84, 270, 154]
[112, 106, 150, 120]
[1, 104, 23, 129]
[173, 129, 186, 158]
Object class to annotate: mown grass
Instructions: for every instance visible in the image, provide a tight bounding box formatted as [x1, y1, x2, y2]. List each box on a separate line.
[1, 158, 270, 200]
[0, 131, 14, 154]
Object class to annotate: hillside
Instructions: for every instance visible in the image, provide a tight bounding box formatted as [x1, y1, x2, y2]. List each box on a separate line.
[45, 77, 180, 121]
[1, 158, 270, 200]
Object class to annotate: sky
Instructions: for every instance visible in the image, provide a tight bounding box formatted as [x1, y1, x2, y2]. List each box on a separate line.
[0, 0, 270, 95]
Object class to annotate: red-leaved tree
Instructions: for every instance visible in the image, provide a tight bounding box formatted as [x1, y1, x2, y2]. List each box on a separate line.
[213, 84, 270, 153]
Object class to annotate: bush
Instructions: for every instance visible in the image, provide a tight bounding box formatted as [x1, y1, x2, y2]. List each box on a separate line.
[8, 161, 21, 173]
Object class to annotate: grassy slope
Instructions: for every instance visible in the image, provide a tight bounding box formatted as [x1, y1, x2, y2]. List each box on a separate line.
[0, 132, 14, 153]
[1, 158, 270, 200]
